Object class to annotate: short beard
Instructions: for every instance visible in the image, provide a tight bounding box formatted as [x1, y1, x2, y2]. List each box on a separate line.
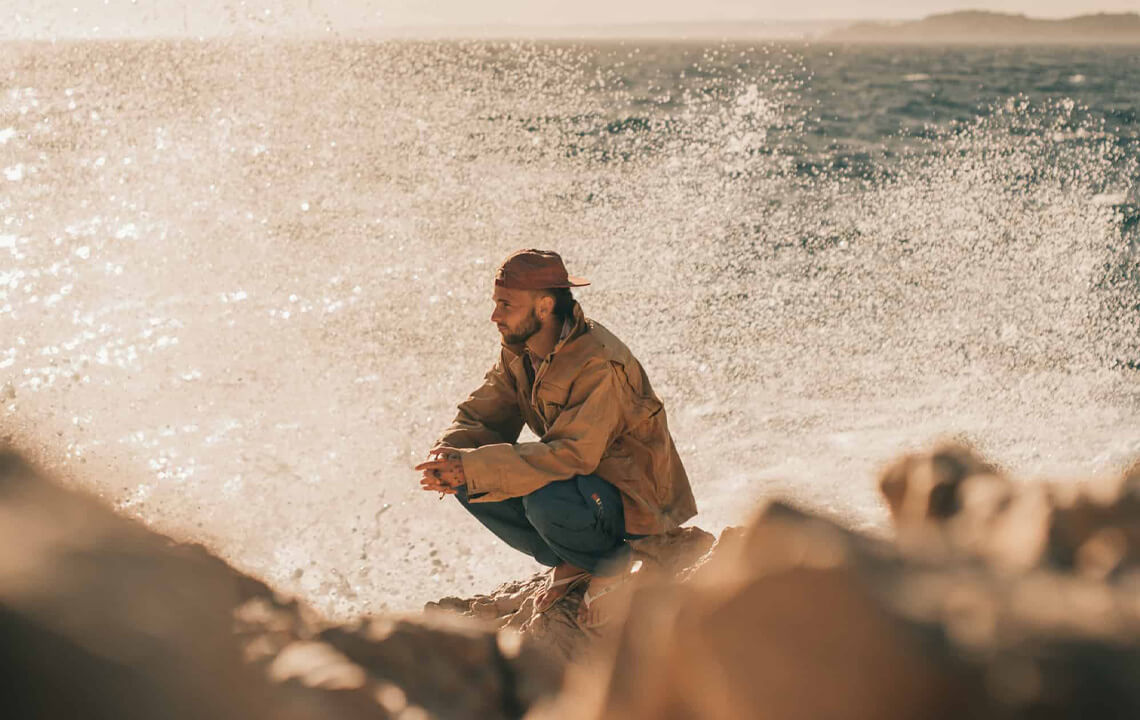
[502, 308, 542, 345]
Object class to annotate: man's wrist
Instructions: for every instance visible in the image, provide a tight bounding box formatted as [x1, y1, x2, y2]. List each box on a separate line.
[457, 453, 475, 493]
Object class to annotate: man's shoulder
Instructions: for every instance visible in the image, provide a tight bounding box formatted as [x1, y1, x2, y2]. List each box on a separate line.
[578, 318, 625, 354]
[558, 317, 639, 373]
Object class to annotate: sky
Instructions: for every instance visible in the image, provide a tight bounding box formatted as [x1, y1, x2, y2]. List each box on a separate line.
[4, 0, 1139, 38]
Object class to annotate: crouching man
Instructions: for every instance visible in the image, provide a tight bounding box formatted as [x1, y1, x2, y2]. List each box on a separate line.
[416, 249, 697, 628]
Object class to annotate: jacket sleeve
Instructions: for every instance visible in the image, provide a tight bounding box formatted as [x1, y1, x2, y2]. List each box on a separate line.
[433, 353, 524, 452]
[457, 358, 625, 501]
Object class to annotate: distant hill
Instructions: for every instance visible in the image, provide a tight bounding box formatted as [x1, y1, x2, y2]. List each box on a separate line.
[826, 11, 1140, 44]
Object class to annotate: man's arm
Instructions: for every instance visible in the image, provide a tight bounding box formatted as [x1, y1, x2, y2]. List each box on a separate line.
[432, 351, 524, 452]
[454, 358, 625, 501]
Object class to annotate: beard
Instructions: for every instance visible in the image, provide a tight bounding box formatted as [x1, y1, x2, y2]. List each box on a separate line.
[501, 308, 542, 345]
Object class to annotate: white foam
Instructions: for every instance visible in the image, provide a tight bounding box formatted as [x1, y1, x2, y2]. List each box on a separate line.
[4, 45, 1134, 622]
[1091, 192, 1127, 207]
[115, 223, 139, 239]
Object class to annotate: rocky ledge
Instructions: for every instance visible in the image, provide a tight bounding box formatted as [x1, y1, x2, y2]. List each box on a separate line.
[2, 443, 1140, 718]
[425, 525, 716, 661]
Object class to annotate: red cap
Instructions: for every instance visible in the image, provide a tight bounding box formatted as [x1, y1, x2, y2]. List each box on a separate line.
[494, 249, 589, 290]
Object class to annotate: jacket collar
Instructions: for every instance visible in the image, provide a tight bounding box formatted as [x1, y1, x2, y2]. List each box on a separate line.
[501, 302, 588, 359]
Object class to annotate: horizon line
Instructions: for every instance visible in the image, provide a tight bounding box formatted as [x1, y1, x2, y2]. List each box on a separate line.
[3, 10, 1138, 42]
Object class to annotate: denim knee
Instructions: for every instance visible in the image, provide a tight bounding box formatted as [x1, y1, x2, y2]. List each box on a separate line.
[520, 481, 570, 532]
[522, 476, 618, 537]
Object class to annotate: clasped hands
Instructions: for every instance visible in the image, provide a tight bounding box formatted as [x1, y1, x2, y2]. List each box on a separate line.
[415, 449, 466, 496]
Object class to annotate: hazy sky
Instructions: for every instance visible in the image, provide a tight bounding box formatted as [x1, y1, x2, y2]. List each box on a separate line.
[5, 0, 1139, 38]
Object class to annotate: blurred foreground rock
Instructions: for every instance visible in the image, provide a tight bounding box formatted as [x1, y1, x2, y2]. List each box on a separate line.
[539, 443, 1140, 719]
[879, 442, 1140, 576]
[5, 442, 1140, 719]
[0, 451, 563, 719]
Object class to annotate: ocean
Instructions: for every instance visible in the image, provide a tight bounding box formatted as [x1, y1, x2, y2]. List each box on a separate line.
[1, 39, 1137, 616]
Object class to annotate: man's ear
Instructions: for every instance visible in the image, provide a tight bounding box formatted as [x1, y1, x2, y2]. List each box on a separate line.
[535, 292, 555, 320]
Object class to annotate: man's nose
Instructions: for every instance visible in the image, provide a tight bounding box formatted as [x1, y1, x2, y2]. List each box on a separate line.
[490, 308, 500, 323]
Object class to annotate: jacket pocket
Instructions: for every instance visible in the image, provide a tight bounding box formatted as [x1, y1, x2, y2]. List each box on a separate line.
[534, 381, 570, 426]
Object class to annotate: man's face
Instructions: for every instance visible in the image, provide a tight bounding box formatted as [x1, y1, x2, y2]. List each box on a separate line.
[491, 286, 542, 345]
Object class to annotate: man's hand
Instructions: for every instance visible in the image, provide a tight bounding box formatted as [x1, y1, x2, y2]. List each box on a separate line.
[415, 450, 466, 495]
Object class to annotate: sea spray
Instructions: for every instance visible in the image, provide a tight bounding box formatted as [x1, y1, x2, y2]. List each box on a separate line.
[0, 40, 1136, 617]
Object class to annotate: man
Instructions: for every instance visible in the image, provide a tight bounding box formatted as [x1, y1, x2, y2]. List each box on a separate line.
[416, 249, 696, 628]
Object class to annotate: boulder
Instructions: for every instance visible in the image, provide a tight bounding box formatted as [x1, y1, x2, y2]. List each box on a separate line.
[548, 503, 985, 720]
[425, 526, 715, 660]
[0, 451, 563, 719]
[6, 440, 1140, 720]
[878, 443, 1140, 576]
[550, 499, 1140, 719]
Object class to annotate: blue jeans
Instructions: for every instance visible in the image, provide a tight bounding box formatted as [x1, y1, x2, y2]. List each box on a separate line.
[456, 474, 635, 575]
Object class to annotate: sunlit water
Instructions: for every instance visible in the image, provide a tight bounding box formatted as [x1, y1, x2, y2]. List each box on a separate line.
[1, 40, 1138, 616]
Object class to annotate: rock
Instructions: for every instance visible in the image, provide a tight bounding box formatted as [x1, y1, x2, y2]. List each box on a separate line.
[7, 439, 1140, 720]
[0, 452, 285, 720]
[318, 614, 563, 720]
[1123, 459, 1140, 491]
[1044, 476, 1140, 579]
[551, 499, 1140, 719]
[547, 503, 983, 719]
[629, 526, 716, 574]
[0, 451, 563, 719]
[878, 441, 1007, 530]
[426, 525, 717, 660]
[878, 444, 1140, 576]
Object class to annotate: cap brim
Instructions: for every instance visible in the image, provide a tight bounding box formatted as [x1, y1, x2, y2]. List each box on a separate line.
[565, 275, 590, 287]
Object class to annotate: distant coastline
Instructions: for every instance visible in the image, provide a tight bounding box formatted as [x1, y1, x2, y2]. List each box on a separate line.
[824, 11, 1140, 45]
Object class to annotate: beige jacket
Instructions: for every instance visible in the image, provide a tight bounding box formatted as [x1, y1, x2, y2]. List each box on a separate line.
[433, 303, 697, 536]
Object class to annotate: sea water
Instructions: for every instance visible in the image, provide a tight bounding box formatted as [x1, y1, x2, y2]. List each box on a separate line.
[1, 40, 1137, 616]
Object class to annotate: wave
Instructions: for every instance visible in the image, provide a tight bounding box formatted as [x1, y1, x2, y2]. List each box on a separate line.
[1, 40, 1136, 617]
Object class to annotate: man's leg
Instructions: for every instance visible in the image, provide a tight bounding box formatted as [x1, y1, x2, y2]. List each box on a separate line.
[521, 475, 628, 575]
[454, 485, 562, 567]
